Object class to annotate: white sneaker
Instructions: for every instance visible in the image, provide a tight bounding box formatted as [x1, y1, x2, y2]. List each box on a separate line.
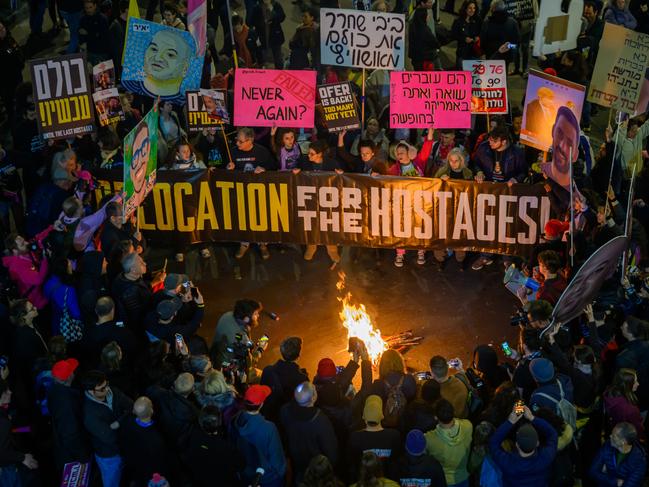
[394, 254, 404, 268]
[416, 250, 426, 265]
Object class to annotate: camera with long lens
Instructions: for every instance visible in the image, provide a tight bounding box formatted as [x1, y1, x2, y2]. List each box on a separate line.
[222, 333, 270, 383]
[510, 308, 529, 327]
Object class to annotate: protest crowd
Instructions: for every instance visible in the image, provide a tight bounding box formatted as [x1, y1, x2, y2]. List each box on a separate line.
[2, 0, 649, 485]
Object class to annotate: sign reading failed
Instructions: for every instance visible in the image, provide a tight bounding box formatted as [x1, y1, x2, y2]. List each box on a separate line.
[30, 53, 95, 140]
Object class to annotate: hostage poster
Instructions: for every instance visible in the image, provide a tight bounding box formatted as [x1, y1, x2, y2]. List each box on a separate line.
[123, 105, 159, 219]
[317, 82, 360, 132]
[30, 53, 95, 140]
[121, 18, 203, 105]
[186, 90, 228, 132]
[93, 89, 125, 126]
[234, 69, 317, 128]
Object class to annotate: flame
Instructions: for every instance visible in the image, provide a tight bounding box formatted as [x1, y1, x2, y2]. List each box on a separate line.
[337, 272, 388, 363]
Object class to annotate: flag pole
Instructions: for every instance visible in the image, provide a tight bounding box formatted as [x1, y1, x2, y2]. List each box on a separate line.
[225, 0, 239, 69]
[569, 146, 574, 268]
[361, 68, 366, 136]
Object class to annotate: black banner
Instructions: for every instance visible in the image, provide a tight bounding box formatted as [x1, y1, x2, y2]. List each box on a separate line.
[94, 169, 551, 255]
[30, 53, 95, 140]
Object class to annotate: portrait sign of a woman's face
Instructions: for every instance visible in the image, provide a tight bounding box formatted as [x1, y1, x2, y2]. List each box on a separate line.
[121, 19, 203, 105]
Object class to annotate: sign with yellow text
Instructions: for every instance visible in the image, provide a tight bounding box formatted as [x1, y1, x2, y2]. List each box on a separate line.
[94, 169, 551, 256]
[30, 53, 95, 140]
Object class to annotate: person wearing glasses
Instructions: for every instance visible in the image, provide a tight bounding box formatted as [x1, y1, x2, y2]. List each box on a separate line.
[81, 370, 133, 487]
[226, 127, 277, 260]
[125, 122, 154, 218]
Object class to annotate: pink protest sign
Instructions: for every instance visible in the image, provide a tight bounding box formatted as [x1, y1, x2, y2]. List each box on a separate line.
[389, 71, 472, 129]
[234, 69, 317, 128]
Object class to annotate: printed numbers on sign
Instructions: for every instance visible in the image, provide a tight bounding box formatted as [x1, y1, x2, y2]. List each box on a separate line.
[472, 64, 486, 75]
[490, 64, 504, 75]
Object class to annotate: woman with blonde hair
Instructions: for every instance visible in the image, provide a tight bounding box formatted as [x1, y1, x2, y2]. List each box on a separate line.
[194, 370, 241, 426]
[604, 368, 645, 439]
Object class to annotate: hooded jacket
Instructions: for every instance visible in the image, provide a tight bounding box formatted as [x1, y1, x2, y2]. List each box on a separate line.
[604, 1, 637, 29]
[82, 387, 133, 457]
[603, 394, 645, 439]
[47, 382, 91, 466]
[393, 452, 447, 487]
[2, 253, 49, 309]
[231, 411, 286, 486]
[424, 418, 473, 485]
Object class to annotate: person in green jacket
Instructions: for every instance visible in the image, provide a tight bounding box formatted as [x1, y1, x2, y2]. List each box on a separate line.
[425, 399, 473, 487]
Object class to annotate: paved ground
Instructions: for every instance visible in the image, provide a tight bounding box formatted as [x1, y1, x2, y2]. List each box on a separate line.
[7, 1, 611, 373]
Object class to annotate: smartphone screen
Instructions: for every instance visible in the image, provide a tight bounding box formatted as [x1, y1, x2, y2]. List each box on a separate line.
[501, 341, 512, 357]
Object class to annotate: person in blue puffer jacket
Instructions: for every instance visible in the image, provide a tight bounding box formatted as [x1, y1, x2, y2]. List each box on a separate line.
[590, 422, 647, 487]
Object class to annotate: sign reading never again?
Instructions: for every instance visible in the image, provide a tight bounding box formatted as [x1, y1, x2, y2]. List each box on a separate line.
[30, 53, 95, 140]
[320, 8, 405, 69]
[93, 169, 551, 255]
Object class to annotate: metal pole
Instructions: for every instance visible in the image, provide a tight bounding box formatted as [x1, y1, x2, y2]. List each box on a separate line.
[361, 68, 366, 136]
[225, 0, 239, 69]
[605, 112, 622, 217]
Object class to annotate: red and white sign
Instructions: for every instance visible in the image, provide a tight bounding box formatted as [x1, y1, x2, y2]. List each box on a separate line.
[462, 60, 508, 114]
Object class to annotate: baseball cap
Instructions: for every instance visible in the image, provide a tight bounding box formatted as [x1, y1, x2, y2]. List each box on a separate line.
[244, 385, 272, 406]
[405, 429, 427, 456]
[516, 423, 539, 453]
[363, 395, 384, 424]
[52, 358, 79, 381]
[157, 298, 182, 321]
[163, 273, 189, 291]
[543, 219, 570, 239]
[317, 358, 337, 379]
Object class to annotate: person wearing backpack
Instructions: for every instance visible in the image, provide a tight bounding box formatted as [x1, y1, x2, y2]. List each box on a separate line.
[369, 349, 417, 428]
[231, 384, 286, 487]
[347, 395, 402, 483]
[528, 358, 577, 432]
[424, 399, 473, 487]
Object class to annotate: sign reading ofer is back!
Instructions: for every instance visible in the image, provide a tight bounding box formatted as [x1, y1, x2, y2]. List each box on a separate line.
[30, 53, 95, 140]
[93, 169, 551, 256]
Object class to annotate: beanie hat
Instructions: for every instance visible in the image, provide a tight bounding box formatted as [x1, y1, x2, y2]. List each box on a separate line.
[317, 358, 337, 379]
[148, 473, 169, 487]
[516, 424, 539, 453]
[529, 358, 555, 384]
[52, 358, 79, 381]
[405, 429, 427, 456]
[543, 67, 558, 77]
[363, 395, 384, 424]
[244, 385, 272, 406]
[543, 219, 570, 239]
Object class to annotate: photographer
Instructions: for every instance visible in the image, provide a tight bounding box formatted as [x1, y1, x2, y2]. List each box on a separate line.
[145, 287, 205, 346]
[510, 328, 546, 402]
[2, 233, 49, 310]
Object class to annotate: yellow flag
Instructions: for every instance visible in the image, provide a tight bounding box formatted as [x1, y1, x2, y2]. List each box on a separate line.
[121, 0, 140, 65]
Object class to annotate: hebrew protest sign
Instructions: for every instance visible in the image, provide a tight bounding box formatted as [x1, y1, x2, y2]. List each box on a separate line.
[186, 90, 228, 132]
[320, 8, 405, 70]
[92, 60, 116, 91]
[93, 89, 125, 126]
[317, 82, 360, 132]
[123, 105, 159, 219]
[30, 53, 95, 140]
[93, 168, 551, 257]
[504, 0, 536, 21]
[521, 69, 585, 151]
[121, 18, 203, 105]
[462, 60, 508, 114]
[389, 71, 471, 129]
[588, 23, 649, 115]
[234, 69, 316, 128]
[532, 0, 583, 56]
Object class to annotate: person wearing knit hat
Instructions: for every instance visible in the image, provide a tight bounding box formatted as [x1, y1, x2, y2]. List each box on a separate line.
[542, 219, 570, 241]
[393, 429, 446, 487]
[148, 473, 169, 487]
[489, 403, 558, 487]
[316, 358, 337, 379]
[529, 357, 576, 415]
[348, 395, 401, 480]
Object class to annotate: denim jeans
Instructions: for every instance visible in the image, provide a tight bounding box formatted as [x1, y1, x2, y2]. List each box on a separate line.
[95, 454, 122, 487]
[60, 10, 81, 53]
[0, 466, 20, 487]
[29, 0, 47, 34]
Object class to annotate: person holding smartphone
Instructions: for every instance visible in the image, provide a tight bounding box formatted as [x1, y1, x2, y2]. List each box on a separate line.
[145, 285, 205, 346]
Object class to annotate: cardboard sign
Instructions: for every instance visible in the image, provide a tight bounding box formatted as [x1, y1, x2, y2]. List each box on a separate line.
[504, 0, 535, 21]
[123, 105, 159, 219]
[30, 53, 95, 140]
[121, 18, 203, 105]
[521, 69, 585, 151]
[61, 462, 91, 487]
[317, 82, 360, 132]
[462, 60, 508, 114]
[92, 60, 116, 91]
[93, 88, 125, 126]
[234, 69, 316, 128]
[588, 23, 649, 115]
[389, 71, 471, 129]
[533, 0, 583, 56]
[320, 8, 405, 70]
[186, 90, 228, 132]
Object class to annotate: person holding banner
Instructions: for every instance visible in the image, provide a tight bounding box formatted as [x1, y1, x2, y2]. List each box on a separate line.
[337, 132, 389, 176]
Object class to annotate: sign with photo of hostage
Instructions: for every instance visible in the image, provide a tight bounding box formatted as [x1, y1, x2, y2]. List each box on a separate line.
[317, 82, 360, 133]
[123, 106, 159, 220]
[186, 90, 228, 132]
[121, 18, 203, 105]
[30, 53, 95, 140]
[92, 60, 116, 91]
[521, 69, 585, 151]
[93, 88, 125, 127]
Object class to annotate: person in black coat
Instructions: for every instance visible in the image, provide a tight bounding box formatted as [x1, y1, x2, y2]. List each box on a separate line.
[145, 372, 198, 445]
[180, 406, 245, 487]
[279, 382, 339, 484]
[76, 250, 109, 327]
[0, 22, 24, 124]
[81, 370, 133, 486]
[119, 396, 172, 485]
[452, 1, 482, 68]
[248, 0, 286, 69]
[100, 202, 146, 259]
[408, 7, 440, 70]
[480, 0, 519, 62]
[260, 336, 309, 423]
[145, 291, 205, 346]
[47, 359, 91, 469]
[111, 253, 156, 331]
[393, 429, 447, 486]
